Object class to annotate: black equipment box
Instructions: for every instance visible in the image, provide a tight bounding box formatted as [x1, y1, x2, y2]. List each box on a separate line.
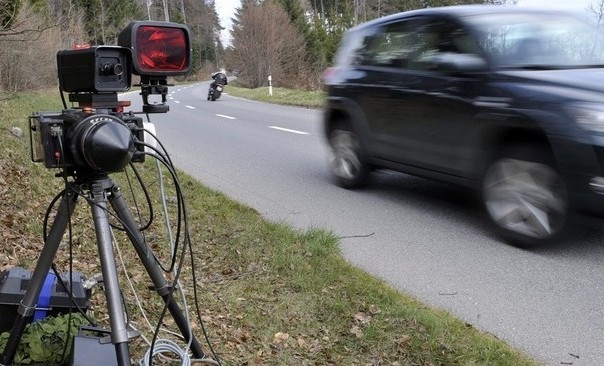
[0, 267, 90, 332]
[71, 327, 119, 366]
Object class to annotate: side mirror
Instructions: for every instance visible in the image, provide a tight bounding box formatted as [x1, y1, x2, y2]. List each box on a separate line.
[429, 53, 488, 73]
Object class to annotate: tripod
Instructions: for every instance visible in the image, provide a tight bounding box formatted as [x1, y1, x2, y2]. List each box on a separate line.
[0, 173, 204, 366]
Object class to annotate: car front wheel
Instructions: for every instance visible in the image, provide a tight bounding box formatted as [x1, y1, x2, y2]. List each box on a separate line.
[482, 146, 569, 245]
[328, 128, 369, 188]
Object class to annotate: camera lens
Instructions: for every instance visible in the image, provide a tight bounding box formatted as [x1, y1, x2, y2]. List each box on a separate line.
[101, 63, 124, 76]
[70, 114, 135, 172]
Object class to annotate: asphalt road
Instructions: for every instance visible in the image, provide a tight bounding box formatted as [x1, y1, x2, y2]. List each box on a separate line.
[124, 82, 604, 365]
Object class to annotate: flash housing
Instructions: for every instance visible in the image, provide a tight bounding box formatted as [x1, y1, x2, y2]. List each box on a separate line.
[118, 21, 191, 76]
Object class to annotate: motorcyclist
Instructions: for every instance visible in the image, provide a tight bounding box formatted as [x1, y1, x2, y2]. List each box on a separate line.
[211, 69, 228, 87]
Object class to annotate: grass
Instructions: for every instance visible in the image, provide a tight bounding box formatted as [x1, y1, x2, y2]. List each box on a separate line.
[226, 82, 325, 108]
[0, 89, 541, 365]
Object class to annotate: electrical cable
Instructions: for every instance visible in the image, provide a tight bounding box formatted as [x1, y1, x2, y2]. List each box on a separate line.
[112, 227, 155, 340]
[137, 142, 184, 273]
[138, 129, 223, 366]
[108, 166, 153, 233]
[42, 188, 67, 241]
[55, 134, 77, 365]
[42, 189, 96, 326]
[133, 127, 214, 365]
[138, 339, 192, 366]
[59, 87, 67, 110]
[138, 134, 183, 236]
[126, 163, 154, 231]
[146, 171, 190, 366]
[156, 157, 194, 352]
[110, 164, 193, 364]
[50, 264, 97, 326]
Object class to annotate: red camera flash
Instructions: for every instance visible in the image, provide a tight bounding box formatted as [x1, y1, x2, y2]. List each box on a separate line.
[136, 26, 188, 73]
[118, 21, 191, 76]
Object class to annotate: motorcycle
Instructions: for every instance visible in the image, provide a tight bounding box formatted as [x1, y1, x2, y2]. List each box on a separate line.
[207, 82, 224, 101]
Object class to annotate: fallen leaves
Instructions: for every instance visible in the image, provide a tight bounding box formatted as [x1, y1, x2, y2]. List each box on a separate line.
[272, 332, 289, 345]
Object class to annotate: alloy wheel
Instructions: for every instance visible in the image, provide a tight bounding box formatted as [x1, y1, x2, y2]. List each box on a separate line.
[483, 157, 568, 241]
[329, 129, 364, 183]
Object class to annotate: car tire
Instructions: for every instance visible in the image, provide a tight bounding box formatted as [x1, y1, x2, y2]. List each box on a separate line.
[482, 145, 569, 245]
[328, 127, 369, 188]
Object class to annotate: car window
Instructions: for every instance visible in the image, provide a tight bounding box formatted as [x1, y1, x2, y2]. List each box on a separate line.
[353, 20, 414, 68]
[410, 19, 480, 70]
[464, 12, 604, 68]
[353, 17, 480, 71]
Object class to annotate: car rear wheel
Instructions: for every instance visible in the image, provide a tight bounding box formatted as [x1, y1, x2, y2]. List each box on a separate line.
[482, 146, 569, 245]
[328, 128, 369, 188]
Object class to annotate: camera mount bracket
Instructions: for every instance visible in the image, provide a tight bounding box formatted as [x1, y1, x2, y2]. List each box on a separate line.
[68, 92, 132, 112]
[139, 76, 170, 114]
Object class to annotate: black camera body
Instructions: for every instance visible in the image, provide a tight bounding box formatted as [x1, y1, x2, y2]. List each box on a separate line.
[29, 21, 191, 176]
[57, 46, 131, 93]
[30, 110, 144, 172]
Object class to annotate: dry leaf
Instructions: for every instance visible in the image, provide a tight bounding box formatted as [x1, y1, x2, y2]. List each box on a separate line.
[349, 326, 363, 338]
[273, 332, 289, 344]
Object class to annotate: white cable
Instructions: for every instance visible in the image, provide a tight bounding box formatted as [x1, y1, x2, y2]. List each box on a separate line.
[156, 157, 194, 348]
[138, 339, 191, 366]
[111, 178, 194, 364]
[112, 228, 154, 345]
[106, 128, 197, 364]
[133, 154, 195, 364]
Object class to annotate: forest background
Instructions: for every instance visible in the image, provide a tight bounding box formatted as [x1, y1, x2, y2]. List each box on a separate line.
[0, 0, 534, 94]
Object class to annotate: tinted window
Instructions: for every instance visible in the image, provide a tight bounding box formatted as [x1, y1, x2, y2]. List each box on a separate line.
[354, 19, 422, 68]
[353, 17, 479, 70]
[464, 12, 604, 67]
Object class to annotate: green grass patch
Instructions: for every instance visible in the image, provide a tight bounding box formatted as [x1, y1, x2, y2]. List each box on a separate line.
[0, 90, 541, 365]
[226, 82, 325, 108]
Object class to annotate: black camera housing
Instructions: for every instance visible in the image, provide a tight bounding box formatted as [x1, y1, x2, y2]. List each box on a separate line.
[30, 110, 145, 172]
[57, 46, 131, 93]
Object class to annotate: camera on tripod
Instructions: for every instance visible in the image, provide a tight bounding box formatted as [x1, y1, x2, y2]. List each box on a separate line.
[29, 21, 191, 175]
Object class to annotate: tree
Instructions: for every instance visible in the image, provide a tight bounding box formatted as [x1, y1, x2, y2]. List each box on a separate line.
[0, 0, 93, 92]
[73, 0, 144, 45]
[588, 0, 604, 26]
[228, 1, 306, 88]
[183, 0, 223, 74]
[0, 0, 20, 31]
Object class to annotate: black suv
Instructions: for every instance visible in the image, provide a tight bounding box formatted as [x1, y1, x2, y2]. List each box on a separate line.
[323, 5, 604, 245]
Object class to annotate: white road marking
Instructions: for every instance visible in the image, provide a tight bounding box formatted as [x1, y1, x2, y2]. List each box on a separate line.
[174, 100, 181, 103]
[186, 105, 195, 109]
[216, 114, 236, 120]
[268, 126, 308, 135]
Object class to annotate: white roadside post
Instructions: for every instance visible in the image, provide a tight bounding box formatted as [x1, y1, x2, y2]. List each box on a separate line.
[268, 75, 273, 96]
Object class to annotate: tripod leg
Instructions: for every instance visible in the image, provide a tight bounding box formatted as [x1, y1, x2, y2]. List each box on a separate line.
[109, 184, 205, 359]
[89, 181, 131, 366]
[1, 190, 77, 365]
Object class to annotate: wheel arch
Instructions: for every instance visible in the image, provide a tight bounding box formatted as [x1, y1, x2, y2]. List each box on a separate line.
[478, 120, 557, 177]
[324, 97, 372, 152]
